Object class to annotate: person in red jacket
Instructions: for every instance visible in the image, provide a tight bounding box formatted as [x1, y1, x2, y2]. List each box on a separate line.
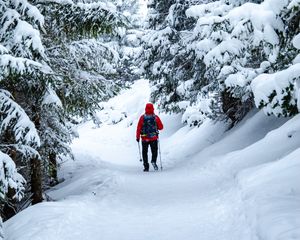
[136, 103, 163, 171]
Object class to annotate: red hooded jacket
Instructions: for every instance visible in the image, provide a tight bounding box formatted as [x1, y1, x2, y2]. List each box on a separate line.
[136, 103, 163, 142]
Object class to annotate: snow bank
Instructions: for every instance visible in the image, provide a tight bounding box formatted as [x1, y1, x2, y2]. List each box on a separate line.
[171, 107, 299, 240]
[194, 112, 300, 240]
[163, 119, 228, 168]
[238, 148, 300, 240]
[214, 113, 300, 173]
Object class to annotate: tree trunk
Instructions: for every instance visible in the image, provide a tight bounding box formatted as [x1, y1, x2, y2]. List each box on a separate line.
[221, 89, 254, 125]
[49, 152, 58, 186]
[30, 109, 43, 205]
[30, 156, 43, 204]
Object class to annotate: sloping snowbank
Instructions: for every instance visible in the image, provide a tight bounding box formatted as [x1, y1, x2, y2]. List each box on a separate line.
[233, 115, 300, 240]
[238, 148, 300, 240]
[189, 113, 300, 240]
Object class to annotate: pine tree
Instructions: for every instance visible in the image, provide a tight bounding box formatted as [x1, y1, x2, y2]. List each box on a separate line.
[0, 151, 25, 237]
[0, 0, 47, 216]
[141, 0, 300, 125]
[146, 0, 175, 30]
[0, 89, 38, 221]
[0, 0, 128, 223]
[35, 1, 127, 186]
[251, 1, 300, 117]
[140, 0, 211, 116]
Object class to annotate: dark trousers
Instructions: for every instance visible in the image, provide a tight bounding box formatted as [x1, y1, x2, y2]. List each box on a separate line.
[142, 140, 158, 169]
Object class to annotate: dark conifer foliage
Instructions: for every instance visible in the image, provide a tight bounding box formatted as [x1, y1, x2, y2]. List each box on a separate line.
[0, 0, 129, 229]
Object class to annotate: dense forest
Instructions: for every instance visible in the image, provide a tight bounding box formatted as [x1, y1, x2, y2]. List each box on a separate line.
[0, 0, 299, 238]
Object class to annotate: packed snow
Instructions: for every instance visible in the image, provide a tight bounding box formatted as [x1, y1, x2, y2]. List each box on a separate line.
[4, 80, 300, 240]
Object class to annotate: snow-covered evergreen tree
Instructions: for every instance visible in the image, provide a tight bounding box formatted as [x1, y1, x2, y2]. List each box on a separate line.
[114, 0, 146, 84]
[140, 0, 213, 118]
[0, 0, 129, 221]
[251, 1, 300, 117]
[0, 0, 47, 216]
[0, 90, 38, 229]
[0, 0, 46, 66]
[0, 151, 25, 239]
[146, 0, 173, 29]
[187, 0, 300, 120]
[39, 0, 126, 115]
[141, 0, 300, 125]
[114, 0, 141, 26]
[34, 1, 127, 180]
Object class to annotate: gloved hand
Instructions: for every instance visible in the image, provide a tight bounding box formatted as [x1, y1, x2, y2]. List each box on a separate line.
[136, 138, 140, 143]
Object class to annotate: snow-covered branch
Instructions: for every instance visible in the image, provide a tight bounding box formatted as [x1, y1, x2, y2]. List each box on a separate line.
[0, 90, 40, 147]
[0, 151, 25, 201]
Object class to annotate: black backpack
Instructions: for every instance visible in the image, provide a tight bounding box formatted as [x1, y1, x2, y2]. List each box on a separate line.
[141, 114, 158, 138]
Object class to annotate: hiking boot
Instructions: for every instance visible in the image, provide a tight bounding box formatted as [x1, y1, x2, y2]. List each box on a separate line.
[151, 161, 158, 171]
[143, 162, 149, 172]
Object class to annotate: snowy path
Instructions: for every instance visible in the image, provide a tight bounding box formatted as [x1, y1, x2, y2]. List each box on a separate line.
[7, 123, 253, 239]
[5, 81, 255, 240]
[89, 169, 252, 240]
[43, 123, 253, 240]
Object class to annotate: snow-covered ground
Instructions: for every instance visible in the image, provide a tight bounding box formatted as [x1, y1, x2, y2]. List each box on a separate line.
[5, 80, 300, 240]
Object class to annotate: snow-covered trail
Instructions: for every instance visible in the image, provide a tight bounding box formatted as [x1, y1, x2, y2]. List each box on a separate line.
[5, 80, 300, 240]
[77, 170, 251, 240]
[46, 123, 253, 240]
[5, 80, 255, 240]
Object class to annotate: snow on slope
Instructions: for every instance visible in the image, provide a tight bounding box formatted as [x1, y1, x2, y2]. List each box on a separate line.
[238, 149, 300, 240]
[4, 80, 300, 240]
[185, 111, 300, 240]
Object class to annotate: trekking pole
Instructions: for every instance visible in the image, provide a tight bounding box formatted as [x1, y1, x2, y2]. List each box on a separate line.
[137, 141, 142, 162]
[158, 139, 163, 171]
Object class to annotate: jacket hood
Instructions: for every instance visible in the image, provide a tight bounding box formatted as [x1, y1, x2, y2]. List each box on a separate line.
[145, 103, 154, 115]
